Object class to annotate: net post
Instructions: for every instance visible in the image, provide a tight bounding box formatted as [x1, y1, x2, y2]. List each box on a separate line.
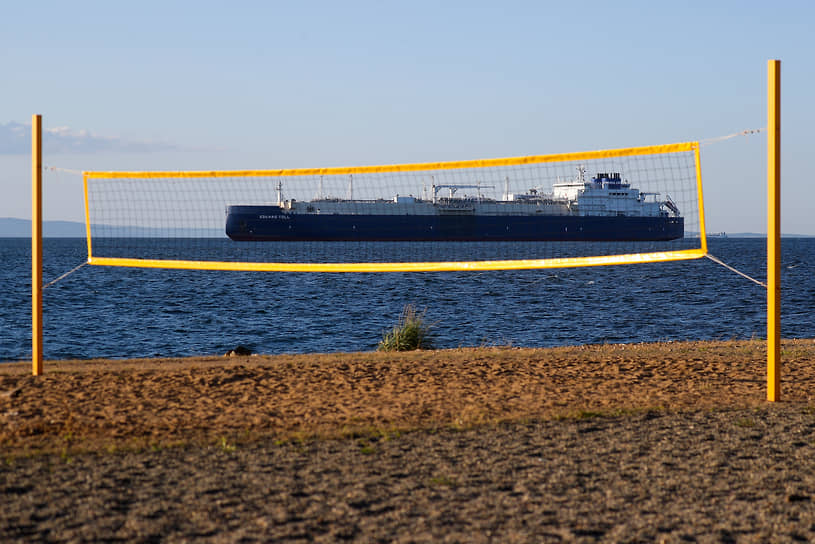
[767, 60, 781, 402]
[31, 114, 43, 376]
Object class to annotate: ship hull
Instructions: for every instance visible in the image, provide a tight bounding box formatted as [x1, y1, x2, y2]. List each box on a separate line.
[225, 205, 684, 242]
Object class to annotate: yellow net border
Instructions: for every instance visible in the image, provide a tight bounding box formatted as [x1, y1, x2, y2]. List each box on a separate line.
[83, 141, 707, 272]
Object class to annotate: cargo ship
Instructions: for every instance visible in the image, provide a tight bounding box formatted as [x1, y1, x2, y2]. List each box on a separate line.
[225, 167, 683, 242]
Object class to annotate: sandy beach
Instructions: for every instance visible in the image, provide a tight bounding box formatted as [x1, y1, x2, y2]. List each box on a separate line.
[2, 339, 814, 541]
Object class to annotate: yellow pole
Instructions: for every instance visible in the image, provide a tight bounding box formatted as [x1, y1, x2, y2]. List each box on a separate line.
[767, 60, 781, 401]
[32, 114, 43, 376]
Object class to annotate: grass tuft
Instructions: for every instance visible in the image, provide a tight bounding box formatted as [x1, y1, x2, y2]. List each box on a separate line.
[735, 417, 756, 428]
[377, 304, 435, 352]
[218, 436, 236, 453]
[428, 475, 458, 488]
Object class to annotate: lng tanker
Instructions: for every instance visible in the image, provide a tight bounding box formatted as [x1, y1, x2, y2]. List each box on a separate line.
[225, 167, 683, 242]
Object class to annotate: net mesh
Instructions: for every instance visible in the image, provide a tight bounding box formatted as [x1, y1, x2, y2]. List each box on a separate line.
[84, 142, 706, 271]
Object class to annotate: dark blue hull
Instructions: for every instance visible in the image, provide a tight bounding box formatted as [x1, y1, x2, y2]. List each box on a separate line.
[226, 205, 684, 242]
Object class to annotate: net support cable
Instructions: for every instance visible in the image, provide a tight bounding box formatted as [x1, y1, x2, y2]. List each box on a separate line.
[704, 254, 767, 288]
[698, 127, 768, 288]
[42, 262, 87, 290]
[700, 128, 764, 146]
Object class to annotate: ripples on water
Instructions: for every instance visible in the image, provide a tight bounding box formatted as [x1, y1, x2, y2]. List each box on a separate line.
[1, 238, 812, 361]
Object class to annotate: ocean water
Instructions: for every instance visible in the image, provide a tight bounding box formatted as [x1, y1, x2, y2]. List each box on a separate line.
[1, 238, 813, 361]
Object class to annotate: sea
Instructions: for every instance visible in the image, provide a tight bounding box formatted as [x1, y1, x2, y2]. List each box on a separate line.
[1, 238, 813, 362]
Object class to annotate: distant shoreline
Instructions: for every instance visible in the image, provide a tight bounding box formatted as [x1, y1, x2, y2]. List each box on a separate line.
[1, 218, 86, 237]
[0, 218, 223, 238]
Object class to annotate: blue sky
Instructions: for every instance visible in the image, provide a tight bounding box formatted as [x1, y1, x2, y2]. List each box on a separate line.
[1, 0, 813, 233]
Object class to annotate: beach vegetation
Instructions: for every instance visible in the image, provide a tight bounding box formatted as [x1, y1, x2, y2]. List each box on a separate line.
[428, 475, 458, 488]
[218, 436, 236, 453]
[357, 440, 375, 455]
[377, 304, 435, 351]
[576, 410, 606, 419]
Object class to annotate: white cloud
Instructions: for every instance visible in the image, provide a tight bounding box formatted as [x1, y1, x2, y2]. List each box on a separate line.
[0, 121, 180, 155]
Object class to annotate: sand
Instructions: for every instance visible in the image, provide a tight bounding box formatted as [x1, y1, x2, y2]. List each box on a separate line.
[2, 339, 815, 541]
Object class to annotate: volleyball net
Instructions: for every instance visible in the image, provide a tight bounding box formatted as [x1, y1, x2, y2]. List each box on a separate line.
[83, 141, 706, 272]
